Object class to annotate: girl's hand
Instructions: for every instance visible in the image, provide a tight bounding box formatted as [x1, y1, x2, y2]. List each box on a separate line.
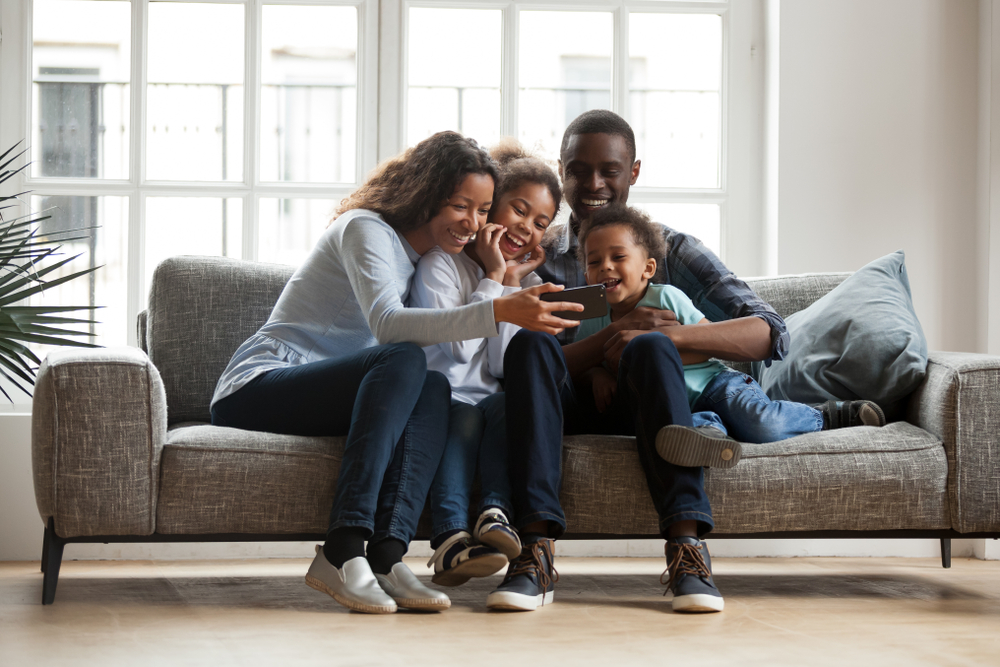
[503, 245, 546, 287]
[493, 283, 583, 335]
[475, 223, 508, 284]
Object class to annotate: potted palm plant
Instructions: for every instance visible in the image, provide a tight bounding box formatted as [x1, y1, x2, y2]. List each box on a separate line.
[0, 142, 101, 402]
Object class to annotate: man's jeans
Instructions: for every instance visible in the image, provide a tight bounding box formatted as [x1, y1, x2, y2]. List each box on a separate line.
[504, 330, 715, 539]
[210, 342, 450, 546]
[427, 393, 513, 540]
[692, 369, 824, 442]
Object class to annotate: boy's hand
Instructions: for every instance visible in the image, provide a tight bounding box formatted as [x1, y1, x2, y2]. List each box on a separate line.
[604, 330, 652, 374]
[589, 367, 618, 413]
[503, 245, 546, 287]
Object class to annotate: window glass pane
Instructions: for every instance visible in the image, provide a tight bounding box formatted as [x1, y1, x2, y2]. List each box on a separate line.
[633, 203, 721, 257]
[146, 2, 244, 181]
[260, 5, 357, 183]
[629, 13, 722, 188]
[519, 11, 613, 162]
[258, 198, 338, 266]
[145, 197, 243, 293]
[32, 0, 131, 179]
[29, 196, 129, 348]
[407, 8, 501, 147]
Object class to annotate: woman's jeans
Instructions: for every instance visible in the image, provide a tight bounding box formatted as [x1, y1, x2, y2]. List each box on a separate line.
[210, 342, 451, 546]
[427, 393, 511, 540]
[691, 370, 824, 443]
[503, 330, 715, 539]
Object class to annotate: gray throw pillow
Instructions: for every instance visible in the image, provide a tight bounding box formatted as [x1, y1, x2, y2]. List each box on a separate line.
[758, 250, 928, 421]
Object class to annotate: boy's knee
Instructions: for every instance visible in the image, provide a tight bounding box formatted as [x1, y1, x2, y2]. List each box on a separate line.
[622, 332, 680, 365]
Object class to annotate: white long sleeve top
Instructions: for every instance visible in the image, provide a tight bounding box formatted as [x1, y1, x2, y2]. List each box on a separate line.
[211, 209, 499, 408]
[409, 248, 541, 406]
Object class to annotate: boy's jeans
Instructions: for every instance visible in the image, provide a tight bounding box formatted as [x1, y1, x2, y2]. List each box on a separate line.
[691, 369, 824, 443]
[428, 393, 513, 541]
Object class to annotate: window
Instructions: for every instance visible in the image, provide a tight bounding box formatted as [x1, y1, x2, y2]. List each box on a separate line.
[1, 0, 758, 351]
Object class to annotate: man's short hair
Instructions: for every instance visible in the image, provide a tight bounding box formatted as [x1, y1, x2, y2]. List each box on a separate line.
[559, 110, 637, 164]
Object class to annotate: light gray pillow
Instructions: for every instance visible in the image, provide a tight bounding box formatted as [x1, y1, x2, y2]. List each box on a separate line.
[758, 250, 928, 421]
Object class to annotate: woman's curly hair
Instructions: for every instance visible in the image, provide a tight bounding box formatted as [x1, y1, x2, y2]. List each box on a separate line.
[487, 138, 562, 221]
[335, 131, 498, 232]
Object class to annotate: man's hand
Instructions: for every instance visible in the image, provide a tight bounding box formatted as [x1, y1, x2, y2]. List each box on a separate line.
[613, 306, 679, 332]
[504, 245, 546, 287]
[584, 367, 618, 413]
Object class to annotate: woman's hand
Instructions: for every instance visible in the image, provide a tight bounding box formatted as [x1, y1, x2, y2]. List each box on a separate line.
[493, 283, 583, 335]
[475, 223, 508, 284]
[503, 245, 546, 287]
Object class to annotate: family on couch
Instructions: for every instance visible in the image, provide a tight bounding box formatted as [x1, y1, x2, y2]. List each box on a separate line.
[208, 110, 886, 616]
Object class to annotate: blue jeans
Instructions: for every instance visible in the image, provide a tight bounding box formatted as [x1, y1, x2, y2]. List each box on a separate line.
[504, 330, 714, 539]
[692, 370, 824, 442]
[427, 393, 512, 540]
[210, 342, 451, 545]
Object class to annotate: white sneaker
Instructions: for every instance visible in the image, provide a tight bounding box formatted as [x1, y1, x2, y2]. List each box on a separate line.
[374, 562, 451, 611]
[305, 546, 397, 614]
[426, 530, 508, 587]
[473, 508, 522, 560]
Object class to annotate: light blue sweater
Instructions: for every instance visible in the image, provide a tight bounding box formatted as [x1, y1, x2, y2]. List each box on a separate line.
[211, 209, 499, 407]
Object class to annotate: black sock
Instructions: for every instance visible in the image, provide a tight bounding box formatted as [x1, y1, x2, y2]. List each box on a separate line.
[323, 527, 367, 569]
[431, 528, 464, 550]
[367, 538, 407, 575]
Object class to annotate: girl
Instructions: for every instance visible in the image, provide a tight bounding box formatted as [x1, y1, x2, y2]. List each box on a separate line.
[210, 132, 581, 615]
[409, 139, 562, 586]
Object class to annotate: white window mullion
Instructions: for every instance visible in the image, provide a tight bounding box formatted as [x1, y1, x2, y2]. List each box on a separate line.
[358, 0, 380, 176]
[612, 3, 629, 118]
[127, 0, 150, 346]
[500, 2, 518, 138]
[244, 0, 261, 260]
[379, 0, 404, 160]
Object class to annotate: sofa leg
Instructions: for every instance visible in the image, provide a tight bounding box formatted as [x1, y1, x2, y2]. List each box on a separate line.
[42, 518, 65, 605]
[940, 538, 952, 569]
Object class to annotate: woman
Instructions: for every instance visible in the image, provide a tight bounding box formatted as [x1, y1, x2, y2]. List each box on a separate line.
[210, 131, 580, 615]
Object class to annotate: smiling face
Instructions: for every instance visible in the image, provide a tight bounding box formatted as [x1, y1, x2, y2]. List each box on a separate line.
[559, 133, 641, 229]
[408, 173, 495, 255]
[488, 181, 557, 261]
[584, 224, 657, 315]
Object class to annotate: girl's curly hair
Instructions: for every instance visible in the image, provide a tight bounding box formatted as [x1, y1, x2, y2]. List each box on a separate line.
[335, 131, 498, 232]
[488, 138, 562, 220]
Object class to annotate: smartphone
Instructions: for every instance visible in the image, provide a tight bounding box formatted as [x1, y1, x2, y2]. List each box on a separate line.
[540, 284, 607, 320]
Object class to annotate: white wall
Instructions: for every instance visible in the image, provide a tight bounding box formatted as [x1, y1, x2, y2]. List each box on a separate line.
[777, 0, 983, 353]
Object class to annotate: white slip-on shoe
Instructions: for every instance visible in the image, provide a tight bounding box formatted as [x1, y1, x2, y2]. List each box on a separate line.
[305, 546, 397, 614]
[374, 562, 451, 611]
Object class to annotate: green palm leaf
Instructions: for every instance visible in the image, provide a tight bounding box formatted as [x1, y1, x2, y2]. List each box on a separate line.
[0, 142, 102, 402]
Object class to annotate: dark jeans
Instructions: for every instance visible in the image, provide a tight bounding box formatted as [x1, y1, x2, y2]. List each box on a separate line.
[211, 342, 451, 545]
[504, 330, 714, 539]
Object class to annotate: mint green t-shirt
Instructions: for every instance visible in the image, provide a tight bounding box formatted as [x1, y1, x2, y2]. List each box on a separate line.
[577, 284, 730, 407]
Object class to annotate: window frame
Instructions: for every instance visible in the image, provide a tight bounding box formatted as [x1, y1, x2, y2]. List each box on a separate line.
[0, 0, 380, 346]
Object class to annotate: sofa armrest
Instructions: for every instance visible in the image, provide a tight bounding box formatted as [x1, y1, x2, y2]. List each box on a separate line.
[32, 347, 167, 538]
[908, 351, 1000, 533]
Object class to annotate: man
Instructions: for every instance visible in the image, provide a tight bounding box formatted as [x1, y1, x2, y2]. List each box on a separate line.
[485, 110, 788, 614]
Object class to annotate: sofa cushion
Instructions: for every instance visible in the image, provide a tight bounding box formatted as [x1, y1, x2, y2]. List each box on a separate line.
[157, 422, 948, 536]
[147, 257, 293, 425]
[757, 251, 928, 421]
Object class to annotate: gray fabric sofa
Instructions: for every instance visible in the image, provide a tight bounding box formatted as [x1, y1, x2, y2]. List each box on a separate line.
[31, 256, 1000, 604]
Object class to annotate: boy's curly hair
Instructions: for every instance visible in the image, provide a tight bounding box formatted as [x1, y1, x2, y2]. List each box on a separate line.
[577, 204, 666, 279]
[335, 131, 498, 233]
[488, 138, 562, 221]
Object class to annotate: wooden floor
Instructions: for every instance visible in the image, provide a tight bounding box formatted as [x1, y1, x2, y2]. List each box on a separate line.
[2, 555, 999, 666]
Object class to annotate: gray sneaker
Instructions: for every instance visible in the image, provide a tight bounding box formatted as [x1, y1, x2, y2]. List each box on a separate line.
[819, 400, 886, 429]
[655, 424, 742, 468]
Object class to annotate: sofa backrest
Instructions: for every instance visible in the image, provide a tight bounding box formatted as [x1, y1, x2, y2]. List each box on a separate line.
[143, 256, 850, 424]
[146, 256, 294, 424]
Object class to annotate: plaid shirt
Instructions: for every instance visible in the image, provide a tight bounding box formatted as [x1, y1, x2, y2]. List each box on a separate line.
[536, 221, 789, 364]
